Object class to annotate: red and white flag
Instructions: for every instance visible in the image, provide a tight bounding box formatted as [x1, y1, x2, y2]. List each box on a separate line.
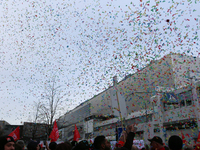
[73, 124, 80, 141]
[8, 126, 20, 141]
[49, 120, 59, 142]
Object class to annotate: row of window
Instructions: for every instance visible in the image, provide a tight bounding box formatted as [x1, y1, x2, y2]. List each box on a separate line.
[161, 90, 194, 111]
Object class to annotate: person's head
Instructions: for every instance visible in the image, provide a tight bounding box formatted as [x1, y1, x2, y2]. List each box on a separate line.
[94, 135, 111, 150]
[16, 140, 24, 150]
[168, 135, 183, 150]
[49, 142, 57, 150]
[64, 141, 72, 150]
[0, 136, 15, 150]
[27, 140, 40, 150]
[148, 136, 164, 150]
[73, 140, 90, 150]
[15, 143, 23, 150]
[71, 141, 77, 147]
[131, 145, 139, 150]
[55, 143, 71, 150]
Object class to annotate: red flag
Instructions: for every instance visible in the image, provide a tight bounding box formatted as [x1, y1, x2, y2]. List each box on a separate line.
[181, 131, 187, 144]
[197, 132, 200, 142]
[49, 121, 59, 142]
[116, 141, 125, 148]
[8, 126, 20, 141]
[73, 124, 80, 141]
[40, 143, 43, 148]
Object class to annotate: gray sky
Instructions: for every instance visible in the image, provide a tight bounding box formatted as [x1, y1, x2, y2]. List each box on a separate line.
[0, 0, 199, 125]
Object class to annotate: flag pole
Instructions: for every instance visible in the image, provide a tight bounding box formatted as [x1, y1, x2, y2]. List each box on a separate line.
[116, 90, 126, 142]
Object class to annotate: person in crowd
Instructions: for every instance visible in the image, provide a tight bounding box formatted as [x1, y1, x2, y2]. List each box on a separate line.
[71, 141, 78, 149]
[49, 142, 57, 150]
[111, 124, 137, 150]
[164, 146, 169, 150]
[148, 136, 165, 150]
[45, 141, 58, 150]
[0, 136, 15, 150]
[15, 143, 23, 150]
[93, 135, 111, 150]
[73, 140, 90, 150]
[38, 145, 42, 150]
[64, 141, 72, 150]
[168, 135, 183, 150]
[55, 143, 71, 150]
[131, 145, 139, 150]
[16, 140, 25, 150]
[119, 124, 137, 150]
[27, 140, 40, 150]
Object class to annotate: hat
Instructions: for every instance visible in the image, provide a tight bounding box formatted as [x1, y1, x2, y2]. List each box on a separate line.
[27, 140, 40, 150]
[168, 135, 183, 150]
[0, 136, 15, 150]
[148, 136, 163, 145]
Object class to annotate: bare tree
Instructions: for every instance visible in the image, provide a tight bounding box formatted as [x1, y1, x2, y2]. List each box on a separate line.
[37, 77, 67, 138]
[32, 100, 41, 139]
[25, 100, 42, 140]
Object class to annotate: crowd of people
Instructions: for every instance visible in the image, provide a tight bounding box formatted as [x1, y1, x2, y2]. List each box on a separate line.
[0, 124, 199, 150]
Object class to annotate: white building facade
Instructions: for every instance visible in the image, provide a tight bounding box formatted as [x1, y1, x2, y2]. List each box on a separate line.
[57, 53, 200, 145]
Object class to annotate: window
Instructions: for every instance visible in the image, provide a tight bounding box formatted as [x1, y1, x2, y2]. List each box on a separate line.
[180, 100, 185, 107]
[185, 90, 193, 106]
[197, 87, 200, 96]
[163, 102, 179, 111]
[177, 90, 193, 107]
[161, 93, 179, 111]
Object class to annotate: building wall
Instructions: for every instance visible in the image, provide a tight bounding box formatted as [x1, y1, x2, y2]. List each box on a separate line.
[57, 103, 90, 128]
[172, 54, 200, 88]
[58, 53, 200, 145]
[90, 90, 112, 116]
[58, 53, 177, 129]
[118, 54, 175, 115]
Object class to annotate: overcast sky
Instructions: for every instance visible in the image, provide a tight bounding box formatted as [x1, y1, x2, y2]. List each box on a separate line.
[0, 0, 199, 125]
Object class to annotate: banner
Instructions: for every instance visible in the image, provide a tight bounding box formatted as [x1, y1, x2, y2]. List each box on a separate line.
[116, 127, 126, 141]
[110, 89, 127, 118]
[49, 120, 59, 142]
[8, 126, 20, 141]
[133, 140, 145, 149]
